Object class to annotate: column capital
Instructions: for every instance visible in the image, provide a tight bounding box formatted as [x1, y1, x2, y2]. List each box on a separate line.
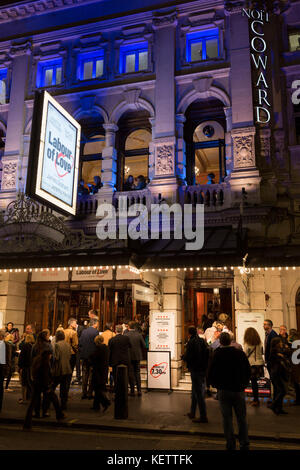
[9, 40, 32, 58]
[103, 123, 118, 133]
[175, 113, 186, 125]
[224, 1, 245, 16]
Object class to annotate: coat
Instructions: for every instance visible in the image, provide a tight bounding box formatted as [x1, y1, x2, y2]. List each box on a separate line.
[208, 346, 251, 392]
[264, 329, 278, 363]
[63, 328, 78, 355]
[101, 329, 115, 346]
[124, 329, 146, 361]
[108, 334, 131, 367]
[79, 327, 99, 360]
[90, 344, 109, 387]
[244, 343, 264, 366]
[182, 335, 209, 375]
[52, 340, 72, 376]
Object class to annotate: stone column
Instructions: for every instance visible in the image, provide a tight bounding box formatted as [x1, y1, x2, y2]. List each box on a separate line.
[149, 12, 178, 204]
[175, 113, 186, 186]
[1, 41, 31, 196]
[225, 5, 261, 205]
[224, 106, 233, 176]
[0, 272, 28, 332]
[96, 123, 118, 204]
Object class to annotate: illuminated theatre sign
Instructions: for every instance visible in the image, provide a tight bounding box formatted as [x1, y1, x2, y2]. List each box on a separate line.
[242, 8, 271, 124]
[27, 90, 81, 215]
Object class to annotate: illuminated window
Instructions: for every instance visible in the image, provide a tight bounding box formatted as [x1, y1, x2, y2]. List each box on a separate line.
[120, 42, 148, 74]
[80, 134, 105, 195]
[78, 51, 104, 81]
[289, 31, 300, 52]
[186, 29, 219, 62]
[0, 69, 7, 104]
[36, 59, 63, 88]
[123, 129, 151, 191]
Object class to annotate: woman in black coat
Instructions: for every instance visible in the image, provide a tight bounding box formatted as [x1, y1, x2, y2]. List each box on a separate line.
[269, 337, 291, 415]
[89, 335, 111, 412]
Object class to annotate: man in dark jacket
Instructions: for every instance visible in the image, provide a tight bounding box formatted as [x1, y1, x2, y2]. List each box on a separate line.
[264, 320, 278, 365]
[108, 325, 131, 390]
[90, 335, 111, 412]
[124, 321, 146, 396]
[208, 332, 251, 451]
[79, 318, 99, 399]
[182, 326, 209, 423]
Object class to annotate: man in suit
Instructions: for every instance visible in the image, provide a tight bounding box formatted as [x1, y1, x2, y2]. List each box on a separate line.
[79, 318, 99, 399]
[108, 325, 131, 391]
[264, 319, 278, 405]
[124, 321, 146, 396]
[264, 319, 278, 367]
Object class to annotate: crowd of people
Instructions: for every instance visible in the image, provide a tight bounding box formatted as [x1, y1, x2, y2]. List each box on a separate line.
[78, 175, 102, 197]
[0, 311, 148, 431]
[123, 174, 147, 191]
[182, 315, 300, 451]
[0, 313, 299, 450]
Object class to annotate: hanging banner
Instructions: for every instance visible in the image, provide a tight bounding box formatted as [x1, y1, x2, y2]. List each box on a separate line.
[31, 270, 69, 282]
[149, 311, 176, 360]
[132, 283, 155, 303]
[72, 267, 112, 281]
[147, 351, 171, 390]
[236, 311, 265, 348]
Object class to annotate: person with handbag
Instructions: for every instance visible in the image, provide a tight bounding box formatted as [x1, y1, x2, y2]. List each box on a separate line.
[244, 327, 265, 407]
[51, 330, 72, 411]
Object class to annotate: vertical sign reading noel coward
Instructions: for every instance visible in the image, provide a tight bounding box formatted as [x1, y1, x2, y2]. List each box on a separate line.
[33, 91, 81, 215]
[149, 311, 176, 360]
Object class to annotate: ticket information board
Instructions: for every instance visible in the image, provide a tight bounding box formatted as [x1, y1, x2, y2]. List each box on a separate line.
[236, 312, 265, 347]
[149, 311, 176, 360]
[147, 351, 171, 391]
[26, 90, 81, 215]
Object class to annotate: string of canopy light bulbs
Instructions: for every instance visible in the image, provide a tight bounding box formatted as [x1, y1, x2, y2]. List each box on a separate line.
[0, 266, 298, 274]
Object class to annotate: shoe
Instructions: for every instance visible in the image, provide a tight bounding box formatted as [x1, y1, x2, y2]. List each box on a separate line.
[192, 416, 208, 423]
[81, 395, 88, 400]
[186, 412, 195, 419]
[137, 391, 142, 397]
[206, 390, 212, 397]
[57, 413, 66, 422]
[251, 401, 260, 407]
[270, 406, 280, 415]
[5, 388, 13, 392]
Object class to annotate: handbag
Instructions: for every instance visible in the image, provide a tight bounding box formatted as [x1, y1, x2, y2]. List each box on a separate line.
[247, 346, 264, 378]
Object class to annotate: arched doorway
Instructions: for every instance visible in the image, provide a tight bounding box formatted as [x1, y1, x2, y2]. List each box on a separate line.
[296, 288, 300, 330]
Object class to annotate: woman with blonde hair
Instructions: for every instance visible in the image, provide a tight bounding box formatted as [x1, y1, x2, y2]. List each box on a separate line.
[244, 327, 264, 406]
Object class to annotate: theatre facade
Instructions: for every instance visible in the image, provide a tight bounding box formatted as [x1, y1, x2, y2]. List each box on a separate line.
[0, 0, 300, 388]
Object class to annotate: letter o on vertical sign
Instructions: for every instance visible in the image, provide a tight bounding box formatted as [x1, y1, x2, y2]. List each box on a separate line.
[251, 36, 266, 53]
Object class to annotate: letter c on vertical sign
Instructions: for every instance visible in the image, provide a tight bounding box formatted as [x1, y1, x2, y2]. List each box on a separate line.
[251, 20, 264, 36]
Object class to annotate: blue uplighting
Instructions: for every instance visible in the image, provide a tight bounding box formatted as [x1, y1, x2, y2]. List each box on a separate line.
[36, 58, 63, 88]
[186, 28, 219, 62]
[119, 41, 148, 74]
[77, 50, 104, 81]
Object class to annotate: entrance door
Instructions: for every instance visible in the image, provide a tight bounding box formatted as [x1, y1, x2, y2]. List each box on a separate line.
[296, 289, 300, 331]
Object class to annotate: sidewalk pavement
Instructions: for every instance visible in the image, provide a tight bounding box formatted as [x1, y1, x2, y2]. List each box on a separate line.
[1, 381, 300, 444]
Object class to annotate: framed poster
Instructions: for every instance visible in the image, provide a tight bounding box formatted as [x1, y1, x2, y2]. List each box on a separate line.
[149, 311, 176, 360]
[147, 351, 171, 391]
[26, 90, 81, 215]
[236, 311, 265, 347]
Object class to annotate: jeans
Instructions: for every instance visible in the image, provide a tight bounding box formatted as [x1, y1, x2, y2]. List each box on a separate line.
[250, 376, 259, 402]
[0, 365, 4, 411]
[82, 360, 93, 397]
[52, 375, 71, 410]
[75, 353, 81, 381]
[271, 374, 286, 412]
[218, 390, 249, 451]
[67, 355, 77, 392]
[128, 360, 141, 393]
[190, 371, 207, 418]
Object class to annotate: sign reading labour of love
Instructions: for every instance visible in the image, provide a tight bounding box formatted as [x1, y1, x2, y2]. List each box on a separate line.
[26, 90, 81, 215]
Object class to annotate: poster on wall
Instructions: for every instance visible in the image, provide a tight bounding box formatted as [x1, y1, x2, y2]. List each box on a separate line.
[236, 312, 265, 348]
[149, 311, 176, 360]
[72, 267, 112, 281]
[26, 90, 81, 215]
[147, 351, 171, 391]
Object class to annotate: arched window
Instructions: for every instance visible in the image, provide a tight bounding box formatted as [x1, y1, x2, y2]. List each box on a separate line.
[116, 110, 151, 191]
[193, 121, 225, 185]
[123, 129, 151, 190]
[79, 117, 105, 195]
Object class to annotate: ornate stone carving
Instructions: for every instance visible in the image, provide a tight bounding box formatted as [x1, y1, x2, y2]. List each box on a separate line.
[155, 145, 174, 176]
[231, 128, 256, 169]
[224, 1, 245, 15]
[274, 129, 286, 169]
[193, 77, 213, 94]
[152, 11, 177, 29]
[9, 41, 32, 58]
[259, 128, 271, 167]
[123, 89, 141, 105]
[1, 160, 17, 190]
